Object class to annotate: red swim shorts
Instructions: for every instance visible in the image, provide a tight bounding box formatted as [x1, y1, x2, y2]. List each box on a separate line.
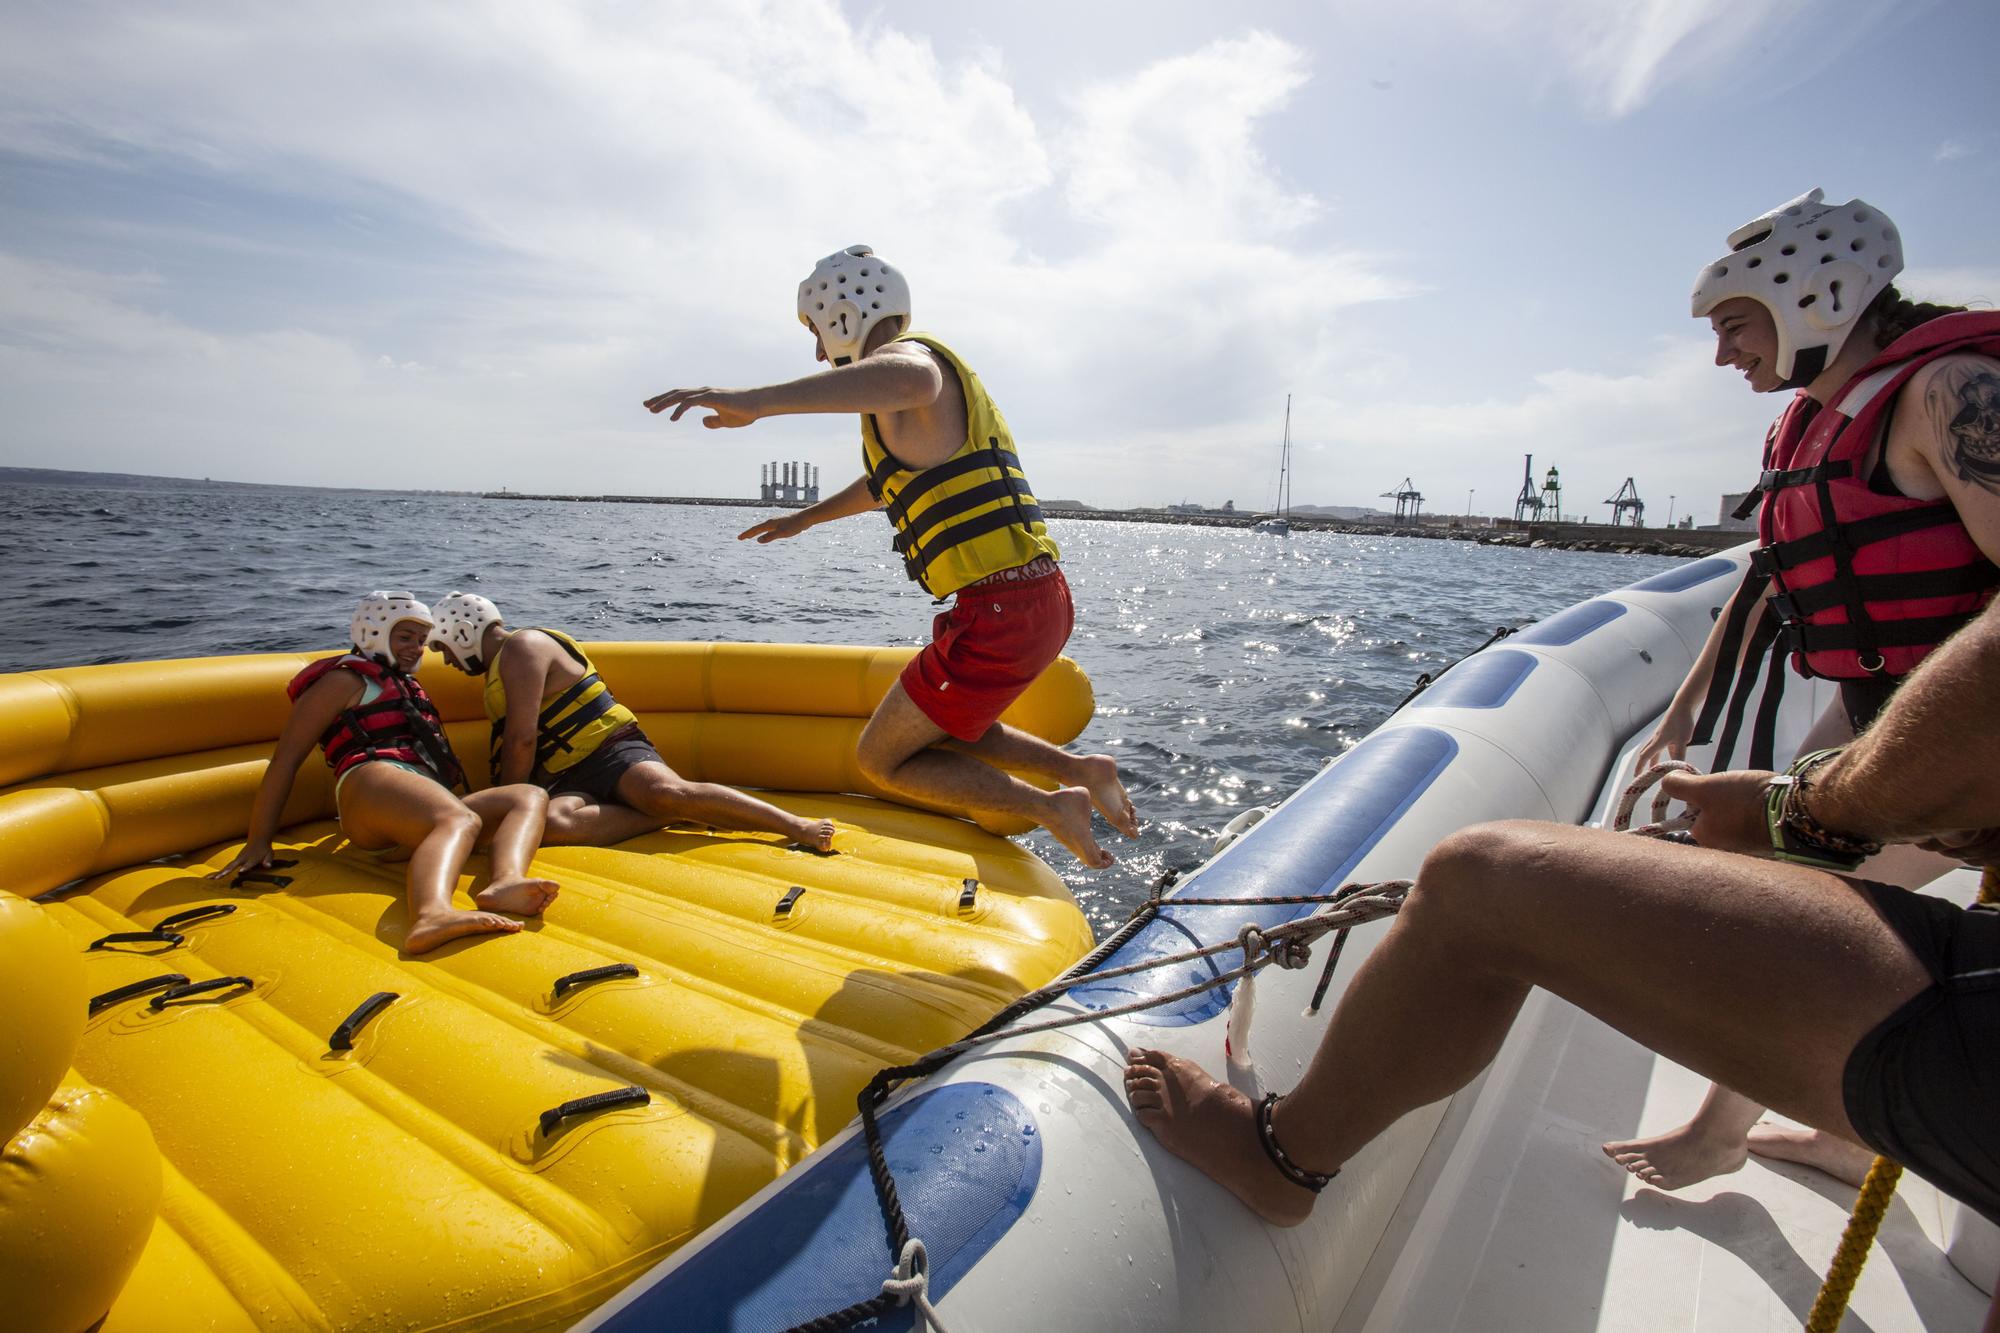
[901, 563, 1074, 742]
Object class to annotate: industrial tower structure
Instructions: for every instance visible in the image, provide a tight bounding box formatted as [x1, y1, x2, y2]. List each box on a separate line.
[1540, 465, 1563, 523]
[1513, 455, 1542, 522]
[760, 462, 820, 504]
[1381, 478, 1424, 525]
[1605, 478, 1646, 527]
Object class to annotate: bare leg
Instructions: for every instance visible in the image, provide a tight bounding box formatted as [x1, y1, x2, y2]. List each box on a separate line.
[337, 765, 534, 954]
[542, 793, 667, 847]
[1125, 821, 1931, 1225]
[946, 724, 1139, 837]
[1602, 696, 1894, 1188]
[1745, 1120, 1878, 1188]
[615, 762, 837, 851]
[463, 784, 560, 915]
[858, 683, 1112, 868]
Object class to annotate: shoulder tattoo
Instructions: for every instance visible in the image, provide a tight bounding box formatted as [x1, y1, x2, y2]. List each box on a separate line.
[1927, 362, 2000, 494]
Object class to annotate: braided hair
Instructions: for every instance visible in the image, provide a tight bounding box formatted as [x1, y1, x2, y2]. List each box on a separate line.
[1866, 284, 1970, 348]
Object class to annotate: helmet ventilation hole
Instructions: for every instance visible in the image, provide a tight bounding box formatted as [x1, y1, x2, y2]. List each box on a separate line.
[1798, 294, 1816, 308]
[1821, 254, 1835, 264]
[1850, 238, 1865, 251]
[1877, 256, 1893, 268]
[1814, 229, 1831, 241]
[1773, 273, 1790, 284]
[1853, 209, 1870, 221]
[1780, 244, 1797, 255]
[1746, 257, 1761, 269]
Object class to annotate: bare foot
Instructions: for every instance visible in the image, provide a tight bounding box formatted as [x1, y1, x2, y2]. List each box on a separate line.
[1123, 1048, 1320, 1227]
[1602, 1122, 1748, 1190]
[474, 877, 561, 916]
[1077, 753, 1139, 838]
[404, 909, 523, 954]
[1748, 1122, 1876, 1189]
[788, 817, 837, 854]
[1043, 786, 1114, 868]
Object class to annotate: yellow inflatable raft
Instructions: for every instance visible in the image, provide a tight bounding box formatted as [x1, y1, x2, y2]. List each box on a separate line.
[0, 644, 1096, 1332]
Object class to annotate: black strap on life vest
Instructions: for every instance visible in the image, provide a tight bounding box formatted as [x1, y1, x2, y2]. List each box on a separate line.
[488, 631, 626, 778]
[324, 674, 465, 792]
[879, 440, 1043, 591]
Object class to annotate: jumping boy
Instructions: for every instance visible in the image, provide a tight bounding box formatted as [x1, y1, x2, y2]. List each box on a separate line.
[642, 245, 1137, 866]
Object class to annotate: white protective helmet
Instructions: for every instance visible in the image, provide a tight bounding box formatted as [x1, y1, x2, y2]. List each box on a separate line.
[428, 591, 504, 674]
[797, 244, 911, 365]
[350, 592, 434, 668]
[1691, 188, 1903, 388]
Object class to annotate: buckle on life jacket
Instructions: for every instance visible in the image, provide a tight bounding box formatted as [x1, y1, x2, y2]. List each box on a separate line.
[1748, 545, 1779, 578]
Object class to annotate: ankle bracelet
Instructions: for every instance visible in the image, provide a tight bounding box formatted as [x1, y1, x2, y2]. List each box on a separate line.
[1257, 1093, 1337, 1194]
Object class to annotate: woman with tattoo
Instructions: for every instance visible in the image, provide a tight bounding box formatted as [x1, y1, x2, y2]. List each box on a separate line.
[1608, 188, 2000, 1192]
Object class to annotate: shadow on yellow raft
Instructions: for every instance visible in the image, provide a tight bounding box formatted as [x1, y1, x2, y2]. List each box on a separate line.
[0, 643, 1097, 1332]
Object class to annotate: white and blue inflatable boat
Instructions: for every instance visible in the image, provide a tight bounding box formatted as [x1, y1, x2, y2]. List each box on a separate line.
[584, 550, 1996, 1332]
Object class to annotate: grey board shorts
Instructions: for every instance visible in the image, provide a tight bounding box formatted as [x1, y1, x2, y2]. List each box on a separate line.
[1843, 880, 2000, 1225]
[545, 723, 663, 805]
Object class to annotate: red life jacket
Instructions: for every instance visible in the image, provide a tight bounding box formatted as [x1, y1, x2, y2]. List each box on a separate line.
[1691, 311, 2000, 767]
[287, 654, 465, 790]
[1755, 310, 2000, 678]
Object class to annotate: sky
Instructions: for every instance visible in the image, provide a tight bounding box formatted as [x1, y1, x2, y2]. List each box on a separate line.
[2, 0, 1998, 522]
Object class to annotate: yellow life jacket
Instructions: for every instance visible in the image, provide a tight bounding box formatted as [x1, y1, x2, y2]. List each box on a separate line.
[483, 628, 638, 782]
[861, 332, 1061, 597]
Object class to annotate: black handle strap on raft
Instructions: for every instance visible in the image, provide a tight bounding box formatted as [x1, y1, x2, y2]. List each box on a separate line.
[329, 991, 400, 1050]
[774, 885, 806, 919]
[552, 963, 639, 1000]
[88, 973, 191, 1016]
[538, 1086, 649, 1138]
[157, 903, 239, 931]
[87, 902, 242, 952]
[232, 869, 294, 889]
[90, 930, 186, 952]
[958, 879, 979, 912]
[148, 975, 254, 1010]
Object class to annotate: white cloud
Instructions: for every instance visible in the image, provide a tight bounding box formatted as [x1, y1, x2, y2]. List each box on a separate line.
[1934, 139, 1974, 162]
[0, 7, 1418, 500]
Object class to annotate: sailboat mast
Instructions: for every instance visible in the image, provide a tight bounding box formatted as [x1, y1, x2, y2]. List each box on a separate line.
[1280, 393, 1292, 518]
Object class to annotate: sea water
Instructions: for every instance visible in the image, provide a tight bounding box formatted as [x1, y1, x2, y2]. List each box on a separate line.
[0, 481, 1680, 924]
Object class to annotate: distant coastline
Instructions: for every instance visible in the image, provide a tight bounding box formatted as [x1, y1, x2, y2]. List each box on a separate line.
[478, 490, 1741, 559]
[0, 467, 1737, 558]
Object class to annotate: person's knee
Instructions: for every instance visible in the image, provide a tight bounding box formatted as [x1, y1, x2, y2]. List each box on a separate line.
[439, 805, 483, 842]
[627, 771, 694, 817]
[855, 738, 907, 789]
[1409, 820, 1556, 925]
[509, 784, 549, 816]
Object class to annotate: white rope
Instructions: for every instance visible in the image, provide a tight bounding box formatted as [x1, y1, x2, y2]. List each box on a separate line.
[880, 1239, 953, 1333]
[1610, 760, 1700, 838]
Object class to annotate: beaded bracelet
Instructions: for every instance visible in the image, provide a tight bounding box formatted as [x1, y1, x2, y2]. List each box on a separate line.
[1764, 748, 1884, 870]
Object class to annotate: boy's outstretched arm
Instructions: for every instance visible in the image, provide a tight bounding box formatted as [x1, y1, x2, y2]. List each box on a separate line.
[739, 474, 882, 543]
[644, 343, 942, 429]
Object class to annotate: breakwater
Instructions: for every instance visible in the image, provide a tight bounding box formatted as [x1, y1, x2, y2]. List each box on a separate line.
[479, 492, 1740, 559]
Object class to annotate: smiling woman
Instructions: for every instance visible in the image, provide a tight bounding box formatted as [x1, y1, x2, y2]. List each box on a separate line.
[1610, 186, 2000, 1202]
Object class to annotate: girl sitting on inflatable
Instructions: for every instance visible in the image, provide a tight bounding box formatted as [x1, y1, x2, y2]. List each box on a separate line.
[213, 593, 560, 954]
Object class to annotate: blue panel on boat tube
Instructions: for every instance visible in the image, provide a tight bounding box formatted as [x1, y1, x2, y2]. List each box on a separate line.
[1510, 599, 1625, 646]
[1408, 649, 1536, 711]
[1066, 726, 1458, 1027]
[595, 1083, 1040, 1333]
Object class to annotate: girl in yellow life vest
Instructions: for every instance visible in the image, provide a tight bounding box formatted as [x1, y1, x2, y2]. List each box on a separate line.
[428, 593, 835, 852]
[643, 245, 1138, 869]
